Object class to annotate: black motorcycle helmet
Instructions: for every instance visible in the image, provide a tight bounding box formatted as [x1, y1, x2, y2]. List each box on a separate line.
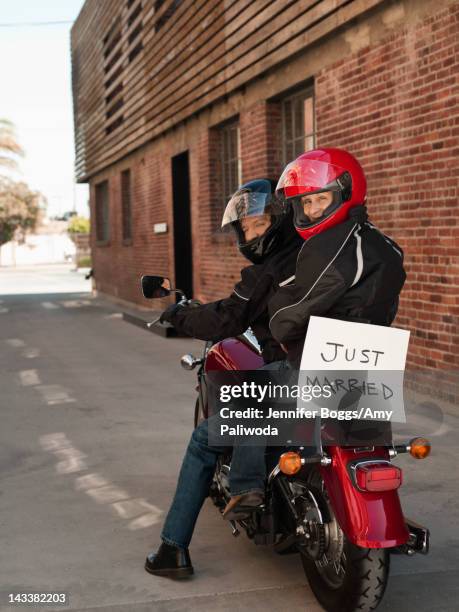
[221, 179, 288, 264]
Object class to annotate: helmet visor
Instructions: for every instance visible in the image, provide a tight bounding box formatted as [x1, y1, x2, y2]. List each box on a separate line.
[221, 189, 284, 229]
[276, 158, 345, 200]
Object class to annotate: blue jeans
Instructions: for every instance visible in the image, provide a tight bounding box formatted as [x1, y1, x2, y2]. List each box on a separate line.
[161, 360, 288, 549]
[228, 359, 290, 494]
[161, 415, 265, 549]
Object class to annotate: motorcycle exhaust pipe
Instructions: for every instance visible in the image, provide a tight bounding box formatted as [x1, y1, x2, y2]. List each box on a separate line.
[392, 518, 430, 555]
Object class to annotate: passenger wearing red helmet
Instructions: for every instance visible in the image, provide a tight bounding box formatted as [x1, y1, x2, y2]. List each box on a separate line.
[268, 147, 406, 364]
[228, 149, 406, 513]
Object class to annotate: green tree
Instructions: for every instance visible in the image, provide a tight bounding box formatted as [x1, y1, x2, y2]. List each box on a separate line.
[0, 178, 44, 247]
[0, 120, 46, 249]
[67, 215, 90, 235]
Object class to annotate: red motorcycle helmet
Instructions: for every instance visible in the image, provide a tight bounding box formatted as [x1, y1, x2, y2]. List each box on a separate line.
[276, 148, 367, 240]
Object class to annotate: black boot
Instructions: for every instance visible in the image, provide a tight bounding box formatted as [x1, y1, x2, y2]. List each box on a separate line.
[144, 542, 194, 578]
[223, 491, 264, 521]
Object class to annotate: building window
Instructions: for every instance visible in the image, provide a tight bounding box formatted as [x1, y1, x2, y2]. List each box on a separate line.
[220, 121, 241, 206]
[281, 89, 315, 165]
[95, 180, 110, 243]
[121, 169, 132, 243]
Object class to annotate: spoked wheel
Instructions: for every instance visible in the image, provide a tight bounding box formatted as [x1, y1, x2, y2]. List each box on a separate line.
[292, 473, 390, 612]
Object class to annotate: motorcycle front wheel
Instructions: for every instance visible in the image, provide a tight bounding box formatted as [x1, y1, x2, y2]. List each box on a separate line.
[301, 539, 390, 612]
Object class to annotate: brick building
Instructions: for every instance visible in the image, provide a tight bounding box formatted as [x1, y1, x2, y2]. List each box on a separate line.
[71, 0, 458, 374]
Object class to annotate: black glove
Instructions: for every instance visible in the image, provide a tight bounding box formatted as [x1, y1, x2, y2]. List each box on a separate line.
[159, 303, 185, 324]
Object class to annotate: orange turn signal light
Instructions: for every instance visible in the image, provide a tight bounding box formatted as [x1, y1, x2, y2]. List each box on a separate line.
[409, 437, 431, 459]
[279, 451, 302, 475]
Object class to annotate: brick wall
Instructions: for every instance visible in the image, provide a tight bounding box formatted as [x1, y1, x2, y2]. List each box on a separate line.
[90, 149, 172, 307]
[89, 1, 458, 380]
[189, 101, 287, 303]
[316, 2, 459, 371]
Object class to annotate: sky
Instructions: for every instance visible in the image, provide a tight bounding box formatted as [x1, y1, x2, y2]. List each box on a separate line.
[0, 0, 89, 218]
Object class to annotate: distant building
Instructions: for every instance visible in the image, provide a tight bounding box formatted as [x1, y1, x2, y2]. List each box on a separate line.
[71, 0, 459, 376]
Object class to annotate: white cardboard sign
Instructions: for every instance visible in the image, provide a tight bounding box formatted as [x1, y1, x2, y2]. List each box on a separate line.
[300, 316, 410, 372]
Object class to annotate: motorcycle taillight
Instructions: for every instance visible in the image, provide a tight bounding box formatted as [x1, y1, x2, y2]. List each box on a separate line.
[355, 463, 402, 492]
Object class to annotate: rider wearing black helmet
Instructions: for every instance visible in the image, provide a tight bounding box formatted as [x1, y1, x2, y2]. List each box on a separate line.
[223, 178, 291, 263]
[159, 178, 302, 364]
[145, 178, 302, 577]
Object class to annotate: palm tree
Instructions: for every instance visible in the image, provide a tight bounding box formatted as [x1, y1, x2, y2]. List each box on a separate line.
[0, 119, 24, 172]
[0, 120, 44, 254]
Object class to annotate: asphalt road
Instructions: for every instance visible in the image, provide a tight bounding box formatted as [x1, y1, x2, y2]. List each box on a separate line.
[1, 265, 458, 612]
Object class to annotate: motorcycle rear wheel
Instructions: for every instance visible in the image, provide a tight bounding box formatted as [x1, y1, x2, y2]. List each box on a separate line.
[301, 540, 390, 612]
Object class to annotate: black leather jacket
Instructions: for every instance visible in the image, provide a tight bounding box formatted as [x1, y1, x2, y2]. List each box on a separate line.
[268, 206, 406, 366]
[168, 222, 303, 363]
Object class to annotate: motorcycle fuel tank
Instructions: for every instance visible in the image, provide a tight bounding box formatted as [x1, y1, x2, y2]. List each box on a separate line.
[205, 337, 264, 371]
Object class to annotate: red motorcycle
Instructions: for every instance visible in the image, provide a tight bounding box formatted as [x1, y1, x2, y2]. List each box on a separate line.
[142, 275, 431, 612]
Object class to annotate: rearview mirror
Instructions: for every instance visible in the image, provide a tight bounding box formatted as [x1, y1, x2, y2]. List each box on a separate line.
[141, 275, 171, 299]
